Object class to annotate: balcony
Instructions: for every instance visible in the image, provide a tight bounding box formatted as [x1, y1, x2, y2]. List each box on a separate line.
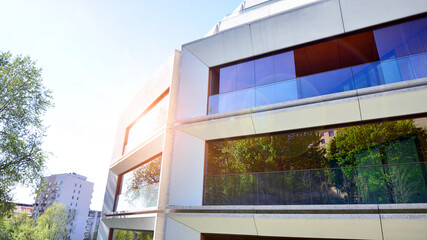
[115, 183, 159, 212]
[204, 162, 427, 205]
[208, 52, 427, 114]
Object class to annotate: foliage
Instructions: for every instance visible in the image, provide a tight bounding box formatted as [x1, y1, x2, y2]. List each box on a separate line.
[0, 52, 53, 216]
[0, 202, 74, 240]
[120, 156, 161, 209]
[328, 120, 427, 203]
[34, 202, 72, 240]
[114, 229, 153, 240]
[129, 155, 161, 190]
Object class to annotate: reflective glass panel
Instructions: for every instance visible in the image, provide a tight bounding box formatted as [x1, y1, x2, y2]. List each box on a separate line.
[300, 67, 354, 98]
[236, 61, 255, 90]
[208, 88, 255, 114]
[410, 52, 427, 79]
[208, 17, 427, 115]
[116, 155, 161, 211]
[219, 65, 236, 93]
[255, 56, 275, 86]
[124, 96, 169, 154]
[114, 230, 153, 240]
[274, 51, 296, 82]
[205, 117, 427, 205]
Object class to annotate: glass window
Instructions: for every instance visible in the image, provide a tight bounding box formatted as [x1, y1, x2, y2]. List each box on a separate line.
[115, 155, 161, 212]
[255, 56, 275, 86]
[374, 17, 427, 60]
[300, 67, 354, 98]
[274, 51, 296, 82]
[219, 65, 236, 93]
[205, 117, 427, 205]
[236, 61, 255, 90]
[208, 16, 427, 115]
[114, 230, 153, 240]
[124, 95, 169, 154]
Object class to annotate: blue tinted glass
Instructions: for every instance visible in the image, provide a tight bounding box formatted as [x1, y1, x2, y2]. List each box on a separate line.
[274, 51, 296, 82]
[214, 88, 255, 113]
[275, 79, 299, 103]
[352, 62, 381, 89]
[255, 84, 276, 106]
[300, 68, 354, 98]
[374, 24, 410, 60]
[374, 17, 427, 60]
[208, 94, 219, 114]
[401, 17, 427, 54]
[377, 58, 412, 84]
[255, 56, 275, 86]
[410, 52, 427, 79]
[236, 61, 255, 90]
[219, 65, 236, 93]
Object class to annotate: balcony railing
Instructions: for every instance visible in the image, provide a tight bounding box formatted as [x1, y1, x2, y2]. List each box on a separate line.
[115, 183, 159, 212]
[204, 162, 427, 205]
[208, 52, 427, 114]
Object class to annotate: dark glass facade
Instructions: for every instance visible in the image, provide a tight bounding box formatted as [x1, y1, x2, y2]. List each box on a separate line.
[208, 17, 427, 114]
[204, 117, 427, 205]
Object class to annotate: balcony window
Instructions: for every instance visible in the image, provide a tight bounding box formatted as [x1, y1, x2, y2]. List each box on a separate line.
[204, 117, 427, 205]
[123, 93, 169, 154]
[113, 230, 153, 240]
[115, 155, 161, 212]
[208, 16, 427, 114]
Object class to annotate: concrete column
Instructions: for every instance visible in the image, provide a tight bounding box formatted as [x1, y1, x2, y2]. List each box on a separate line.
[154, 51, 181, 240]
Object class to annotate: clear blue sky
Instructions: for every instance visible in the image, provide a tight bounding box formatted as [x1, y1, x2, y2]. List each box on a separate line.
[1, 0, 243, 211]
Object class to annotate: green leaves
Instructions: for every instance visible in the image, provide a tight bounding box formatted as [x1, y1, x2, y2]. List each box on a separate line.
[0, 52, 53, 217]
[1, 202, 73, 240]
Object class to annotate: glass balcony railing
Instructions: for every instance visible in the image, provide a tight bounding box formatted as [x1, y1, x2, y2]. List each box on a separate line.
[208, 52, 427, 114]
[204, 162, 427, 205]
[115, 183, 159, 212]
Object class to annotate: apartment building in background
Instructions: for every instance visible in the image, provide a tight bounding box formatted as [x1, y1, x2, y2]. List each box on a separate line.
[10, 203, 33, 217]
[84, 210, 102, 240]
[34, 173, 94, 240]
[99, 0, 427, 239]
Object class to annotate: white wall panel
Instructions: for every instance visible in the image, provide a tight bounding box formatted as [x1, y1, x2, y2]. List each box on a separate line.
[252, 97, 361, 134]
[170, 213, 258, 236]
[359, 87, 427, 121]
[102, 214, 156, 231]
[381, 214, 427, 240]
[184, 25, 254, 67]
[168, 131, 205, 206]
[250, 0, 344, 55]
[177, 113, 255, 140]
[164, 217, 200, 240]
[176, 48, 209, 121]
[340, 0, 427, 32]
[254, 214, 382, 239]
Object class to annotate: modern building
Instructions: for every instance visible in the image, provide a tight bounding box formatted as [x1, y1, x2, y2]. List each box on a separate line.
[85, 210, 102, 240]
[34, 172, 94, 240]
[99, 0, 427, 239]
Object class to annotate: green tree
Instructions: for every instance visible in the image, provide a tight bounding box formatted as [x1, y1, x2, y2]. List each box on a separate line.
[34, 202, 72, 240]
[328, 120, 427, 203]
[0, 52, 53, 216]
[114, 230, 153, 240]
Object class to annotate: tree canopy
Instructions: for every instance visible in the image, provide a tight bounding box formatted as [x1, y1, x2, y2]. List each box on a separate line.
[0, 202, 73, 240]
[0, 52, 53, 216]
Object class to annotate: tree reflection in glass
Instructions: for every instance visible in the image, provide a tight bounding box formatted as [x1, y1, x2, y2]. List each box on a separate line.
[116, 155, 161, 211]
[205, 117, 427, 205]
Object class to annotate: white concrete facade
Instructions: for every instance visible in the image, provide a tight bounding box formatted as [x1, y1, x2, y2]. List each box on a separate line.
[100, 1, 427, 239]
